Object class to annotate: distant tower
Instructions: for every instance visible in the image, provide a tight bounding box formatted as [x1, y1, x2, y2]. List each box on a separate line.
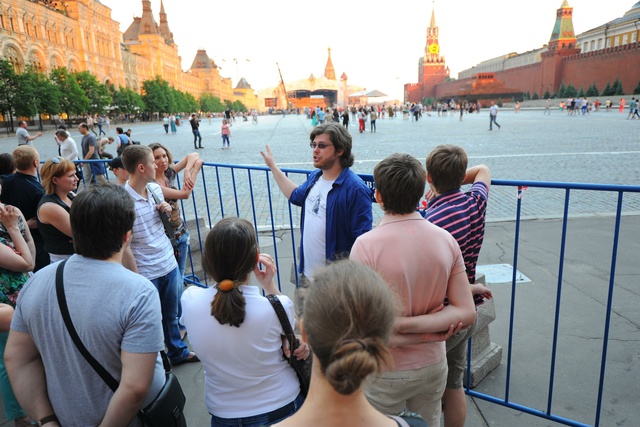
[548, 0, 577, 50]
[158, 0, 174, 44]
[324, 48, 336, 80]
[417, 6, 449, 99]
[541, 1, 580, 96]
[139, 0, 159, 34]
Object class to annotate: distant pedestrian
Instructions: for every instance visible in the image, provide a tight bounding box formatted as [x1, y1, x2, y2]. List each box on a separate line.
[163, 115, 170, 133]
[627, 98, 637, 120]
[170, 114, 177, 134]
[370, 109, 377, 132]
[489, 102, 501, 130]
[190, 114, 203, 149]
[96, 116, 106, 136]
[16, 121, 43, 146]
[221, 119, 231, 149]
[544, 99, 551, 115]
[341, 109, 349, 129]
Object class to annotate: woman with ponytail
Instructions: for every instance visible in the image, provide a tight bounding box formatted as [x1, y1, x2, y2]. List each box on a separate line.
[275, 260, 427, 427]
[180, 217, 308, 427]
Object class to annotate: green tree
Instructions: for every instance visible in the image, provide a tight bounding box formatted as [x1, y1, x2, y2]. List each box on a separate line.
[50, 67, 90, 123]
[73, 70, 112, 114]
[142, 76, 173, 113]
[564, 84, 578, 98]
[602, 81, 612, 96]
[585, 82, 599, 97]
[231, 100, 247, 112]
[183, 91, 199, 113]
[557, 82, 566, 98]
[543, 90, 551, 99]
[112, 87, 145, 115]
[577, 85, 585, 97]
[634, 80, 640, 95]
[532, 92, 539, 100]
[613, 78, 624, 95]
[0, 59, 19, 130]
[199, 93, 225, 112]
[16, 66, 62, 130]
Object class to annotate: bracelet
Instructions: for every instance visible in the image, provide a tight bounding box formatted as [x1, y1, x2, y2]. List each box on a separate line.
[38, 414, 58, 426]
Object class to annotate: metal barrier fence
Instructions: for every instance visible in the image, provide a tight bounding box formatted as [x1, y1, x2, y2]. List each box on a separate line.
[74, 160, 639, 426]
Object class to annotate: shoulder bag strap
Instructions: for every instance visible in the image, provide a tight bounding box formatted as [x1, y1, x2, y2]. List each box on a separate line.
[265, 294, 295, 339]
[387, 415, 411, 427]
[55, 260, 119, 392]
[146, 184, 175, 241]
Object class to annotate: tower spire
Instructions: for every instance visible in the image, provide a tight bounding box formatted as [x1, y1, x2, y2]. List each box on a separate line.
[158, 0, 174, 43]
[548, 0, 576, 50]
[324, 47, 336, 80]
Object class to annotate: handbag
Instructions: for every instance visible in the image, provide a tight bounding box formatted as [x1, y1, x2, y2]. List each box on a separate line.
[266, 294, 310, 397]
[147, 184, 178, 249]
[55, 261, 187, 427]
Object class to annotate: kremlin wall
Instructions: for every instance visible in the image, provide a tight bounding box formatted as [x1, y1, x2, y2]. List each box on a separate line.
[406, 1, 640, 104]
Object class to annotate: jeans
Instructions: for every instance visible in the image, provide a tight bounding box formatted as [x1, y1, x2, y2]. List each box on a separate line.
[0, 332, 27, 421]
[489, 115, 500, 129]
[222, 134, 230, 147]
[193, 129, 202, 147]
[210, 393, 304, 427]
[150, 267, 190, 362]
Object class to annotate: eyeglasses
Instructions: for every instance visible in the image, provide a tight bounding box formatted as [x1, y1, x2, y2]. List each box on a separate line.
[51, 157, 62, 164]
[309, 142, 333, 150]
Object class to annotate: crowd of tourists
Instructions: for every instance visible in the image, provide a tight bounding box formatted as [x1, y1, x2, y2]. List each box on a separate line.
[0, 121, 493, 427]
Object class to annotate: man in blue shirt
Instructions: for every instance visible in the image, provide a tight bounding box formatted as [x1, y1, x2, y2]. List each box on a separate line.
[261, 123, 372, 286]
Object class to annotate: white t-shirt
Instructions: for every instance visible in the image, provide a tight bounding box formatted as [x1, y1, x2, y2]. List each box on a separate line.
[180, 284, 299, 418]
[302, 177, 334, 279]
[490, 105, 499, 116]
[125, 182, 177, 280]
[60, 136, 79, 161]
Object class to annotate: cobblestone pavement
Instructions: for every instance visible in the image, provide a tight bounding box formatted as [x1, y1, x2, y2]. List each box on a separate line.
[2, 109, 639, 229]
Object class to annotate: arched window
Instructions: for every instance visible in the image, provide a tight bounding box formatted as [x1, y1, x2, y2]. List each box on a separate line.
[5, 46, 23, 73]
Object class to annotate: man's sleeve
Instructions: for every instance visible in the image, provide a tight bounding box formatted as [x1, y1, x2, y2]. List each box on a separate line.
[289, 173, 315, 207]
[121, 283, 164, 353]
[348, 183, 373, 241]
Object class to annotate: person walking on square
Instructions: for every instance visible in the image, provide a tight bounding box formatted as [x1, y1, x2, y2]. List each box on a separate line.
[260, 123, 373, 289]
[221, 119, 231, 149]
[190, 114, 203, 149]
[627, 98, 637, 120]
[422, 145, 493, 427]
[341, 109, 349, 129]
[78, 123, 107, 185]
[349, 153, 476, 427]
[121, 145, 198, 366]
[170, 114, 177, 134]
[370, 109, 377, 132]
[489, 101, 501, 130]
[163, 115, 170, 133]
[15, 121, 43, 147]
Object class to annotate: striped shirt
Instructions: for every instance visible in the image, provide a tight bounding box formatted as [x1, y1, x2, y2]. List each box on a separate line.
[425, 182, 489, 290]
[125, 181, 177, 280]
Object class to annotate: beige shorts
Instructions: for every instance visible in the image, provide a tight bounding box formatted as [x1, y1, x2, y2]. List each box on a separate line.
[365, 358, 447, 427]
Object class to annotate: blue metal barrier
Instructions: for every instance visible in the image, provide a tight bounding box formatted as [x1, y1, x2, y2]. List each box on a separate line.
[68, 160, 638, 427]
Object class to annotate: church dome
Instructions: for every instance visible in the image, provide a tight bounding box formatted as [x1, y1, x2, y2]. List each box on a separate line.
[625, 1, 640, 16]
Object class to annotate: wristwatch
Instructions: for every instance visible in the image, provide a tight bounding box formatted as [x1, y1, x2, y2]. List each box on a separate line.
[38, 414, 58, 426]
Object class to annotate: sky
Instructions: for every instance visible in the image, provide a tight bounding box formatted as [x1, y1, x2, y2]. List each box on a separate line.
[105, 0, 634, 101]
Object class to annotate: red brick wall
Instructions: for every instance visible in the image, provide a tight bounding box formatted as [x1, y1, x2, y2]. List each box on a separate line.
[424, 43, 639, 101]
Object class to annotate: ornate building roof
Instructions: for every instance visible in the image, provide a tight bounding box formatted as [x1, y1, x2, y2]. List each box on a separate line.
[190, 49, 218, 70]
[235, 78, 252, 89]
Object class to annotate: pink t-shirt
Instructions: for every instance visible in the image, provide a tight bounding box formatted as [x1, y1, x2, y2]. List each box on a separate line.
[221, 123, 230, 135]
[350, 212, 466, 371]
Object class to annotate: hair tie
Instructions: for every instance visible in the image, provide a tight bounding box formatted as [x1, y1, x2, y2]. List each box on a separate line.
[217, 279, 236, 292]
[342, 338, 368, 351]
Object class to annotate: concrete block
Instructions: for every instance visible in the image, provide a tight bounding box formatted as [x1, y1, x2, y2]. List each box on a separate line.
[466, 342, 503, 388]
